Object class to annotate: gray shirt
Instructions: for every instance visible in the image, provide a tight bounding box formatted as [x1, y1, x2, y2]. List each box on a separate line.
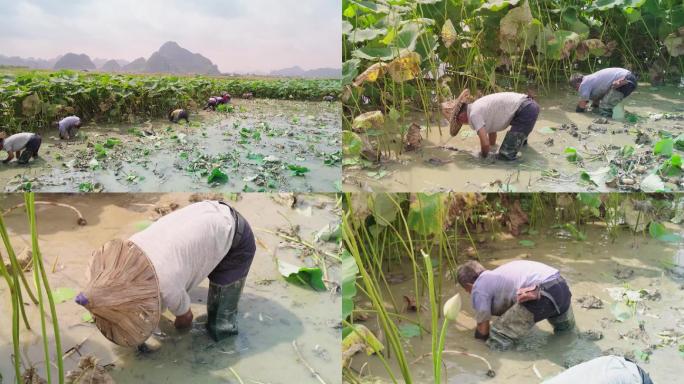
[543, 356, 643, 384]
[129, 201, 236, 316]
[58, 116, 81, 137]
[467, 92, 528, 134]
[578, 67, 630, 101]
[471, 260, 559, 323]
[2, 132, 35, 152]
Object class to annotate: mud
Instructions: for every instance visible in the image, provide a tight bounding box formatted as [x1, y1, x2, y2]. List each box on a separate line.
[0, 99, 341, 193]
[343, 85, 684, 192]
[348, 223, 684, 383]
[0, 193, 341, 384]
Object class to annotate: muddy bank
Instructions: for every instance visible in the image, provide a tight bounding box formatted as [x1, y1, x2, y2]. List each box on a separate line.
[0, 193, 341, 384]
[349, 224, 684, 383]
[343, 85, 684, 192]
[0, 99, 341, 193]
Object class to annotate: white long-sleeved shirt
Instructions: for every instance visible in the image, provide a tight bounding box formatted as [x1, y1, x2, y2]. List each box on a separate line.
[129, 201, 235, 316]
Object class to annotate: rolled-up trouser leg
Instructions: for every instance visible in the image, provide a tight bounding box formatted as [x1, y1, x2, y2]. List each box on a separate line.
[487, 303, 536, 350]
[206, 278, 246, 341]
[598, 89, 625, 117]
[547, 305, 575, 333]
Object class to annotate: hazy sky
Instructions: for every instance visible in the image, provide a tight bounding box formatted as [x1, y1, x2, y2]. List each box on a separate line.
[0, 0, 341, 73]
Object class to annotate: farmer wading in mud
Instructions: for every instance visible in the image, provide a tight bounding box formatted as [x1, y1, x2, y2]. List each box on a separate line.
[445, 90, 540, 161]
[74, 200, 256, 347]
[456, 260, 574, 350]
[570, 67, 637, 117]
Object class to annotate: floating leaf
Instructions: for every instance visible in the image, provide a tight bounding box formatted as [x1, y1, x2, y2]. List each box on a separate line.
[610, 301, 632, 322]
[134, 220, 152, 231]
[654, 138, 674, 157]
[398, 324, 422, 338]
[564, 147, 580, 162]
[207, 168, 229, 184]
[519, 239, 535, 247]
[82, 312, 94, 323]
[288, 164, 310, 176]
[538, 127, 555, 134]
[103, 138, 121, 149]
[649, 222, 681, 243]
[277, 259, 326, 291]
[53, 287, 77, 304]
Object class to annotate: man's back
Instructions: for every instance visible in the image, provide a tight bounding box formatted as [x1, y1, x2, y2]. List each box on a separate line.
[471, 260, 559, 322]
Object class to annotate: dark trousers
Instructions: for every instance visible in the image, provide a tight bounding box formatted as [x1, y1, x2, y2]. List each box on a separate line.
[208, 204, 256, 285]
[521, 277, 572, 323]
[18, 134, 42, 164]
[510, 98, 540, 136]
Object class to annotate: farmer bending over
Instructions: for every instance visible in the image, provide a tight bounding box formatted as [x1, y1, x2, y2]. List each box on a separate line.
[543, 355, 653, 384]
[204, 93, 231, 110]
[168, 109, 189, 123]
[75, 200, 256, 347]
[456, 260, 574, 350]
[0, 132, 42, 164]
[58, 115, 82, 140]
[446, 90, 539, 161]
[570, 67, 637, 117]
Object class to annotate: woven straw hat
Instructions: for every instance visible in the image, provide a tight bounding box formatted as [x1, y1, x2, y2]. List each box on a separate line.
[440, 89, 470, 136]
[76, 239, 161, 347]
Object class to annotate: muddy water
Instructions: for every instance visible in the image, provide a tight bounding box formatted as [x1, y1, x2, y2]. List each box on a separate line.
[344, 85, 684, 192]
[0, 193, 341, 384]
[350, 224, 684, 383]
[0, 99, 341, 193]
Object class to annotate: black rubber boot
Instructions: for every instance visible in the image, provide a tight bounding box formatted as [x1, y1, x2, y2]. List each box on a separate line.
[206, 277, 245, 341]
[496, 131, 527, 161]
[17, 149, 34, 164]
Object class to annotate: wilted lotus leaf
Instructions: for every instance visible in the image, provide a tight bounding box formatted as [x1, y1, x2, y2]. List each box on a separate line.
[352, 111, 384, 132]
[342, 324, 384, 365]
[576, 39, 606, 60]
[604, 40, 618, 56]
[544, 30, 580, 59]
[664, 31, 684, 57]
[404, 122, 422, 151]
[499, 1, 537, 53]
[21, 93, 42, 117]
[387, 51, 422, 83]
[353, 62, 388, 87]
[66, 356, 115, 384]
[441, 19, 457, 48]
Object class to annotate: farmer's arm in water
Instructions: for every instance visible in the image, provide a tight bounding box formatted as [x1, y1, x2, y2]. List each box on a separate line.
[575, 99, 589, 113]
[3, 151, 14, 163]
[475, 321, 490, 340]
[174, 308, 193, 329]
[477, 128, 490, 158]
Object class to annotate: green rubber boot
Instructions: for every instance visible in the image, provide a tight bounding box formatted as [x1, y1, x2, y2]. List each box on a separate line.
[497, 131, 528, 161]
[598, 89, 624, 118]
[206, 278, 246, 341]
[17, 149, 34, 164]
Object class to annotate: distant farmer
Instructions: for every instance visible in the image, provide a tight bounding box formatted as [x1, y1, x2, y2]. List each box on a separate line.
[168, 108, 189, 123]
[0, 132, 42, 164]
[204, 93, 231, 110]
[75, 200, 256, 347]
[57, 115, 82, 140]
[543, 355, 653, 384]
[569, 67, 637, 117]
[456, 260, 574, 350]
[444, 90, 539, 161]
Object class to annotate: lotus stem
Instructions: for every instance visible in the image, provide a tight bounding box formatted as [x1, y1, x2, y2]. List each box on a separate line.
[26, 192, 65, 384]
[0, 214, 38, 304]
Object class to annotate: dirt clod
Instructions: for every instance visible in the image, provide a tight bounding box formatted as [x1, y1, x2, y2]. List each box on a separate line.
[577, 295, 604, 309]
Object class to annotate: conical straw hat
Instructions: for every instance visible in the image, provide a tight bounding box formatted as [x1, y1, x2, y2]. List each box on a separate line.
[440, 89, 470, 136]
[76, 239, 161, 347]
